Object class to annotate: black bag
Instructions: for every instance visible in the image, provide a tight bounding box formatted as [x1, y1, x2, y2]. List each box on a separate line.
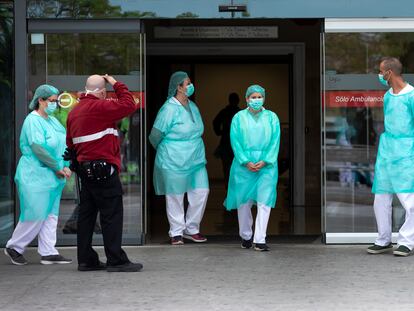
[81, 160, 112, 182]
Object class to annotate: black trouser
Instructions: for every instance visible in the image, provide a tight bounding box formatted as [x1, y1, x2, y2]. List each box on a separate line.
[77, 172, 130, 266]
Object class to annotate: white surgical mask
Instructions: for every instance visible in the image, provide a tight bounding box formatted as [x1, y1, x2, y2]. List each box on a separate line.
[85, 87, 106, 99]
[248, 98, 264, 110]
[378, 74, 389, 86]
[45, 102, 57, 115]
[85, 87, 100, 95]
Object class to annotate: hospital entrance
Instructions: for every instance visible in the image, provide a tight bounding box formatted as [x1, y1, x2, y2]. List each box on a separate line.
[6, 3, 414, 249]
[25, 18, 322, 245]
[145, 19, 322, 242]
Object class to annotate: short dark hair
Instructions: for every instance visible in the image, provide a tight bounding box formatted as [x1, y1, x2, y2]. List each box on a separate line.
[381, 57, 403, 75]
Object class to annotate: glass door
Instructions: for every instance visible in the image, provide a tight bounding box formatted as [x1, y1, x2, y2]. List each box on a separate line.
[28, 27, 145, 245]
[323, 18, 414, 243]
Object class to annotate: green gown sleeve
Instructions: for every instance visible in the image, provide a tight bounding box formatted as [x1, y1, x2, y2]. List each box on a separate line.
[262, 114, 281, 166]
[149, 103, 176, 149]
[25, 116, 65, 171]
[230, 114, 250, 165]
[149, 127, 165, 149]
[31, 143, 59, 171]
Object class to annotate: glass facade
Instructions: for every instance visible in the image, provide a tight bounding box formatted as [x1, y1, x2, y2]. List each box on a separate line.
[28, 32, 144, 244]
[26, 0, 249, 19]
[323, 32, 414, 235]
[2, 1, 414, 245]
[0, 1, 14, 245]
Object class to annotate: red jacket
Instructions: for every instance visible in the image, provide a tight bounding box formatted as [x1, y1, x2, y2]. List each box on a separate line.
[66, 82, 137, 171]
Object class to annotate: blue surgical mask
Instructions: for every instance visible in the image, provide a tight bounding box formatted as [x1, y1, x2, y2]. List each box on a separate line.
[378, 74, 389, 86]
[248, 98, 264, 110]
[186, 83, 195, 97]
[45, 102, 57, 115]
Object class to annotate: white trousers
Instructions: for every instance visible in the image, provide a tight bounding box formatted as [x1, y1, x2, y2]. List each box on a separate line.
[237, 202, 271, 244]
[165, 189, 209, 237]
[6, 215, 59, 256]
[374, 193, 414, 250]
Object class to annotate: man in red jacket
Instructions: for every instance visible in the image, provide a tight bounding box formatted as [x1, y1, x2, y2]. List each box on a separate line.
[66, 74, 142, 272]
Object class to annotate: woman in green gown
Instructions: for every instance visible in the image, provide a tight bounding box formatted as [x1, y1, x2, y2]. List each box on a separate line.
[225, 84, 280, 252]
[4, 85, 72, 265]
[149, 71, 209, 245]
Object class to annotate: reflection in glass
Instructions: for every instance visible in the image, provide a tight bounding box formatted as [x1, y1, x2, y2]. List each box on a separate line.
[0, 2, 14, 246]
[28, 33, 143, 244]
[26, 0, 253, 19]
[323, 32, 414, 233]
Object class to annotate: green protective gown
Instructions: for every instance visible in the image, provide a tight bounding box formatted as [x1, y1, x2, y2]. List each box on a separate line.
[373, 86, 414, 194]
[225, 108, 280, 210]
[149, 97, 209, 195]
[15, 111, 67, 221]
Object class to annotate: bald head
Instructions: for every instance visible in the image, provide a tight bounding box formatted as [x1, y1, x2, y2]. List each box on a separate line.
[86, 74, 106, 90]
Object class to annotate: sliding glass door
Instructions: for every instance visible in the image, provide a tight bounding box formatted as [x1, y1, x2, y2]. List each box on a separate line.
[28, 21, 145, 245]
[323, 19, 414, 243]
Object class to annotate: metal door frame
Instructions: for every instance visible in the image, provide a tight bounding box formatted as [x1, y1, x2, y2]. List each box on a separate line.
[16, 16, 146, 245]
[147, 41, 306, 234]
[323, 18, 414, 243]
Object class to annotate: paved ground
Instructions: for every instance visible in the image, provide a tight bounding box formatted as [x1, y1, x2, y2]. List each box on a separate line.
[1, 243, 414, 311]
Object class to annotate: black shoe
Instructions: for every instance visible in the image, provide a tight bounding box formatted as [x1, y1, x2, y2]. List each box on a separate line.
[40, 254, 72, 265]
[241, 238, 253, 249]
[107, 262, 143, 272]
[4, 248, 28, 265]
[254, 243, 270, 252]
[366, 243, 393, 254]
[393, 245, 411, 257]
[78, 261, 107, 271]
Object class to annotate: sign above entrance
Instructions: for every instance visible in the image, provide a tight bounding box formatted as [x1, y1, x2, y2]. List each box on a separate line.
[153, 26, 279, 39]
[218, 5, 247, 12]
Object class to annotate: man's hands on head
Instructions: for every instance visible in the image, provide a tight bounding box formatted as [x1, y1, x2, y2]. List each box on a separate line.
[103, 74, 117, 86]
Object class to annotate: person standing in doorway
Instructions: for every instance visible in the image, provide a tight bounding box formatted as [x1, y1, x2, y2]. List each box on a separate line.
[225, 85, 280, 251]
[4, 84, 72, 265]
[213, 92, 241, 185]
[149, 71, 209, 245]
[66, 74, 143, 272]
[367, 57, 414, 257]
